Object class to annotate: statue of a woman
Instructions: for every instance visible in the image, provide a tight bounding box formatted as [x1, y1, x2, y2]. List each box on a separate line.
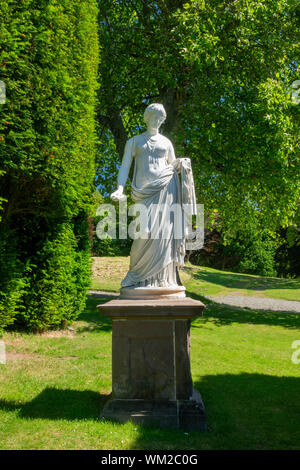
[111, 103, 196, 299]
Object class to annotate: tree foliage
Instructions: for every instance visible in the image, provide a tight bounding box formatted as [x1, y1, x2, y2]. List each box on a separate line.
[96, 0, 300, 237]
[192, 227, 278, 277]
[0, 0, 99, 331]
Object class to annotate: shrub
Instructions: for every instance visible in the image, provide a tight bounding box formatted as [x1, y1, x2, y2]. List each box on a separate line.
[0, 0, 99, 330]
[17, 223, 90, 332]
[0, 228, 28, 331]
[275, 227, 300, 278]
[190, 228, 278, 277]
[234, 233, 277, 277]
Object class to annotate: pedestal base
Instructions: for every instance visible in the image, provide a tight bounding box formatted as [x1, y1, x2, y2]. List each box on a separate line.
[98, 297, 206, 431]
[101, 389, 206, 432]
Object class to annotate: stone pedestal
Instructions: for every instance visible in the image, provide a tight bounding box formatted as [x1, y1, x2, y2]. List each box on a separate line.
[97, 298, 206, 431]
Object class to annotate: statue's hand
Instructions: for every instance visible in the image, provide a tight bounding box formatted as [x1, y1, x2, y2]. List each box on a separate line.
[110, 187, 126, 202]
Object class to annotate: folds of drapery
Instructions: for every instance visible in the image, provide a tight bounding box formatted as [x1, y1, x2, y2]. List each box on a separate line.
[121, 167, 184, 287]
[172, 158, 197, 216]
[121, 159, 197, 287]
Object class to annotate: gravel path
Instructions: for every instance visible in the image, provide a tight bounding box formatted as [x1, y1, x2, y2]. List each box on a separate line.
[205, 295, 300, 313]
[89, 290, 300, 313]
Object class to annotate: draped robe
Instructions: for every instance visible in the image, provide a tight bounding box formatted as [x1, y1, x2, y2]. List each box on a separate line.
[117, 132, 186, 288]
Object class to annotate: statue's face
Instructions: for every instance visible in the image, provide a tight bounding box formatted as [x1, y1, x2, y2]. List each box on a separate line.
[146, 112, 164, 130]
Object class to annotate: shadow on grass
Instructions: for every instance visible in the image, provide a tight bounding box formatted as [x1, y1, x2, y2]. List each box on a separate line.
[0, 376, 299, 449]
[0, 388, 110, 421]
[187, 292, 300, 330]
[130, 373, 300, 450]
[184, 266, 300, 292]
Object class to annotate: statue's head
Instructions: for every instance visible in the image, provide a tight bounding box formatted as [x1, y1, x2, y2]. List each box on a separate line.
[144, 103, 166, 129]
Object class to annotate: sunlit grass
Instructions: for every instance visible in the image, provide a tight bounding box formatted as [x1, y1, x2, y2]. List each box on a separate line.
[0, 293, 299, 449]
[181, 263, 300, 301]
[1, 258, 299, 449]
[91, 257, 300, 301]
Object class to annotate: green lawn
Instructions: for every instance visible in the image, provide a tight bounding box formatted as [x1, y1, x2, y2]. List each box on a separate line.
[91, 257, 300, 301]
[182, 264, 300, 302]
[0, 258, 299, 449]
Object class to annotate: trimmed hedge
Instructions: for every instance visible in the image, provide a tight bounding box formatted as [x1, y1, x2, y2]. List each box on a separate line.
[18, 222, 91, 331]
[0, 0, 99, 331]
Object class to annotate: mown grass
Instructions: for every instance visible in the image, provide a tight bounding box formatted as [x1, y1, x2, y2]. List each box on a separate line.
[0, 258, 299, 449]
[91, 257, 300, 301]
[0, 258, 300, 450]
[182, 265, 300, 302]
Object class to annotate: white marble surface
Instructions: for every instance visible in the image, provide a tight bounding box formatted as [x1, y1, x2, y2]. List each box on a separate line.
[111, 104, 196, 294]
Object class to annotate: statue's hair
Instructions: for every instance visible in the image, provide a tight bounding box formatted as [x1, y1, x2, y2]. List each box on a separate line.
[143, 103, 167, 125]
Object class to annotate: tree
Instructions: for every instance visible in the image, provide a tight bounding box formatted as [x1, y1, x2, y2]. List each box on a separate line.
[0, 0, 99, 331]
[96, 0, 300, 238]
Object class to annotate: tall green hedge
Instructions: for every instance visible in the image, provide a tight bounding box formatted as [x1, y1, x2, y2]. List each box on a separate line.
[0, 0, 99, 331]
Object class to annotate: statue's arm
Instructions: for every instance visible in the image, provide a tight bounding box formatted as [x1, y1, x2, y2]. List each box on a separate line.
[111, 138, 135, 201]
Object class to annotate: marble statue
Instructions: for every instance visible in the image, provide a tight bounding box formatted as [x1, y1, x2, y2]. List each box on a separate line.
[111, 103, 196, 299]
